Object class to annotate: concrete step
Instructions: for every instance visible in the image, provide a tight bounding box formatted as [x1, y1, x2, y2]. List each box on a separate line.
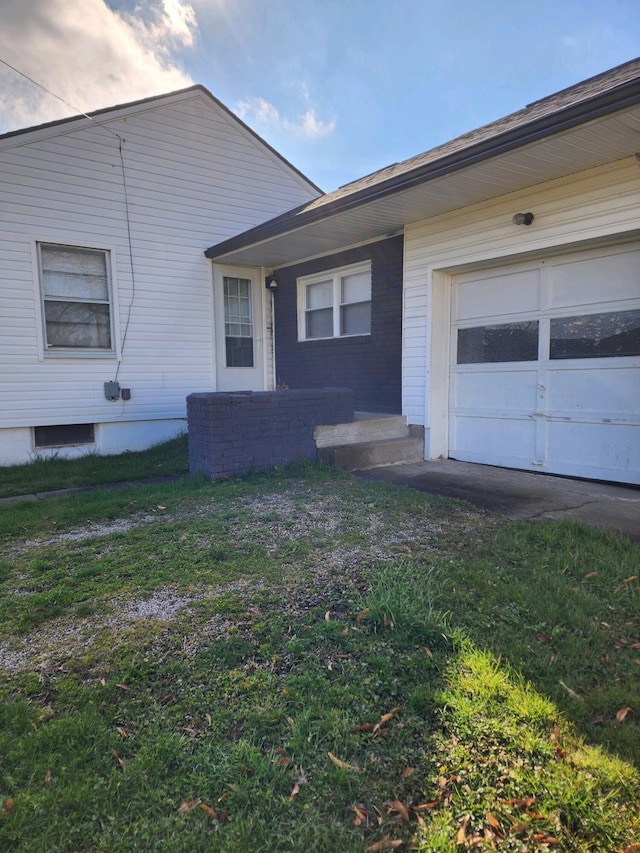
[314, 413, 409, 448]
[318, 436, 424, 471]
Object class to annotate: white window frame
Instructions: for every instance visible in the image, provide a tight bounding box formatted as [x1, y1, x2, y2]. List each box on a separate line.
[297, 261, 372, 342]
[37, 242, 116, 358]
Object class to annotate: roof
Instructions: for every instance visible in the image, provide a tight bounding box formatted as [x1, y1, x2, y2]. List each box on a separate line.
[0, 85, 322, 194]
[205, 57, 640, 267]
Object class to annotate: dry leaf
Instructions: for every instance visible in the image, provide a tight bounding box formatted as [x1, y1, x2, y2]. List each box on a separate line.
[616, 706, 632, 722]
[353, 723, 374, 732]
[289, 783, 300, 802]
[5, 798, 14, 812]
[116, 726, 129, 739]
[620, 845, 640, 853]
[44, 770, 52, 787]
[624, 576, 638, 583]
[455, 814, 470, 845]
[200, 802, 217, 819]
[486, 812, 501, 830]
[365, 837, 403, 852]
[111, 749, 125, 768]
[559, 680, 582, 701]
[423, 646, 434, 660]
[178, 799, 200, 814]
[327, 751, 360, 772]
[400, 766, 415, 779]
[390, 800, 410, 821]
[356, 609, 369, 624]
[325, 610, 331, 621]
[116, 683, 129, 692]
[583, 571, 598, 579]
[340, 627, 349, 636]
[157, 505, 166, 510]
[592, 712, 605, 724]
[205, 713, 212, 727]
[412, 802, 438, 812]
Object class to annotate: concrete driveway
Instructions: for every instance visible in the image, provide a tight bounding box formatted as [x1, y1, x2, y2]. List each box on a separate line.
[358, 460, 640, 543]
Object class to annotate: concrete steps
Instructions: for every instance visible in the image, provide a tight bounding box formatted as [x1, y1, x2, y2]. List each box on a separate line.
[315, 413, 424, 471]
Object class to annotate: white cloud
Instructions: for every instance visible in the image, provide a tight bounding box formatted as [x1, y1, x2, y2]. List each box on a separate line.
[0, 0, 197, 133]
[235, 95, 335, 141]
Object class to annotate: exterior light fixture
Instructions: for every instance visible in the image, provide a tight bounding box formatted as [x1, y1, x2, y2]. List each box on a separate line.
[266, 277, 278, 291]
[512, 212, 534, 226]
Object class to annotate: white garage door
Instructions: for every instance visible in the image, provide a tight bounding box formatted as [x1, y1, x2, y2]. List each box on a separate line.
[449, 243, 640, 484]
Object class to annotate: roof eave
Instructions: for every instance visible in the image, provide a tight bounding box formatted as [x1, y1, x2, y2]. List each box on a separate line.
[204, 76, 640, 261]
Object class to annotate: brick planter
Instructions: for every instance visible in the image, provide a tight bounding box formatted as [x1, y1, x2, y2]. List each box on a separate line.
[187, 387, 355, 479]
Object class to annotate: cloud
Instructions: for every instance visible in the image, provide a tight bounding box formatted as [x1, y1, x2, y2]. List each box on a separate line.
[235, 95, 335, 141]
[0, 0, 197, 133]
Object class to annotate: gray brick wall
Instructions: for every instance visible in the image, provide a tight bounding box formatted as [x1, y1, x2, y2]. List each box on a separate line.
[187, 388, 354, 478]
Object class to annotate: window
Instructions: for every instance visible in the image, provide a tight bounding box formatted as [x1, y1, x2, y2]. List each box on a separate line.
[223, 276, 254, 367]
[457, 321, 539, 364]
[34, 423, 95, 448]
[39, 244, 113, 351]
[299, 263, 371, 340]
[550, 309, 640, 359]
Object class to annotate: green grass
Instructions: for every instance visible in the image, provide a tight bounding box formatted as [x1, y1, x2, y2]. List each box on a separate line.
[0, 434, 188, 498]
[0, 459, 638, 851]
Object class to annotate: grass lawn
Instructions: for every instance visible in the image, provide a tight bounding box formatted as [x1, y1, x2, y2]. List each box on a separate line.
[0, 452, 638, 851]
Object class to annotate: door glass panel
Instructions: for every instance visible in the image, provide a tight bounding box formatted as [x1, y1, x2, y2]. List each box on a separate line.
[223, 276, 254, 367]
[550, 309, 640, 359]
[457, 321, 539, 364]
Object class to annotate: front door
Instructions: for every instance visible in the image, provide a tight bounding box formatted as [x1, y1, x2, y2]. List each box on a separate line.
[213, 265, 265, 391]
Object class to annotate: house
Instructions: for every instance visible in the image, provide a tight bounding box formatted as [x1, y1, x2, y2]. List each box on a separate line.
[205, 59, 640, 486]
[0, 86, 320, 466]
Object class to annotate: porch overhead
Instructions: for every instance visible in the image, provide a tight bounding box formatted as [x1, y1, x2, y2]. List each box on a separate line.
[205, 59, 640, 268]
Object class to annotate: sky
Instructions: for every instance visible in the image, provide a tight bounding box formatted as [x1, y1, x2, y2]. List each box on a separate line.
[1, 0, 639, 192]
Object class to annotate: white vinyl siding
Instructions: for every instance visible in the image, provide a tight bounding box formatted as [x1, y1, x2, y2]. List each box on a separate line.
[0, 90, 319, 451]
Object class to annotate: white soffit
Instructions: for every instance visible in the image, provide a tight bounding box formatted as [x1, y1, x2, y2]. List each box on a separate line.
[213, 105, 640, 268]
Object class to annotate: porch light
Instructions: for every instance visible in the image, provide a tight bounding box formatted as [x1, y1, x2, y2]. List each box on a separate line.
[266, 277, 278, 291]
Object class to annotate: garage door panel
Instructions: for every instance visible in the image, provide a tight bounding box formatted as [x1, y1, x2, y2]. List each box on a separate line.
[546, 422, 640, 485]
[449, 243, 640, 484]
[451, 415, 537, 468]
[452, 369, 538, 413]
[548, 248, 640, 309]
[454, 269, 540, 321]
[547, 364, 640, 417]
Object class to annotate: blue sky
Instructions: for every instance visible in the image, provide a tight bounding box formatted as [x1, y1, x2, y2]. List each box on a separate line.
[1, 0, 639, 191]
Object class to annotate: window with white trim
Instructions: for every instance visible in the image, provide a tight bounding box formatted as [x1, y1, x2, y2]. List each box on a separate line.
[38, 243, 113, 351]
[298, 262, 371, 341]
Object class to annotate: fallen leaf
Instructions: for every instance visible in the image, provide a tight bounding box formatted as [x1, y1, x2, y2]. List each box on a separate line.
[157, 505, 166, 510]
[423, 646, 434, 660]
[400, 767, 415, 779]
[535, 633, 552, 644]
[356, 609, 369, 624]
[111, 749, 125, 768]
[412, 802, 438, 811]
[583, 571, 598, 579]
[353, 723, 374, 732]
[325, 610, 331, 621]
[616, 706, 632, 722]
[178, 799, 200, 814]
[592, 712, 605, 724]
[289, 783, 300, 802]
[44, 770, 52, 787]
[200, 802, 217, 819]
[393, 800, 410, 821]
[620, 845, 640, 853]
[205, 713, 212, 727]
[365, 837, 403, 852]
[340, 627, 349, 636]
[116, 726, 129, 739]
[116, 683, 129, 692]
[550, 724, 561, 743]
[372, 726, 390, 738]
[486, 812, 501, 830]
[601, 621, 611, 629]
[559, 680, 582, 701]
[327, 751, 360, 772]
[5, 798, 14, 812]
[455, 814, 470, 845]
[624, 576, 638, 583]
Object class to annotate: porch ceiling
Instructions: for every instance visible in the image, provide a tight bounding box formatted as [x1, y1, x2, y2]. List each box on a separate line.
[208, 104, 640, 269]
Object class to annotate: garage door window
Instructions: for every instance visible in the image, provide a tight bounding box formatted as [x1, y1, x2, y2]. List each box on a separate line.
[457, 321, 538, 364]
[550, 309, 640, 359]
